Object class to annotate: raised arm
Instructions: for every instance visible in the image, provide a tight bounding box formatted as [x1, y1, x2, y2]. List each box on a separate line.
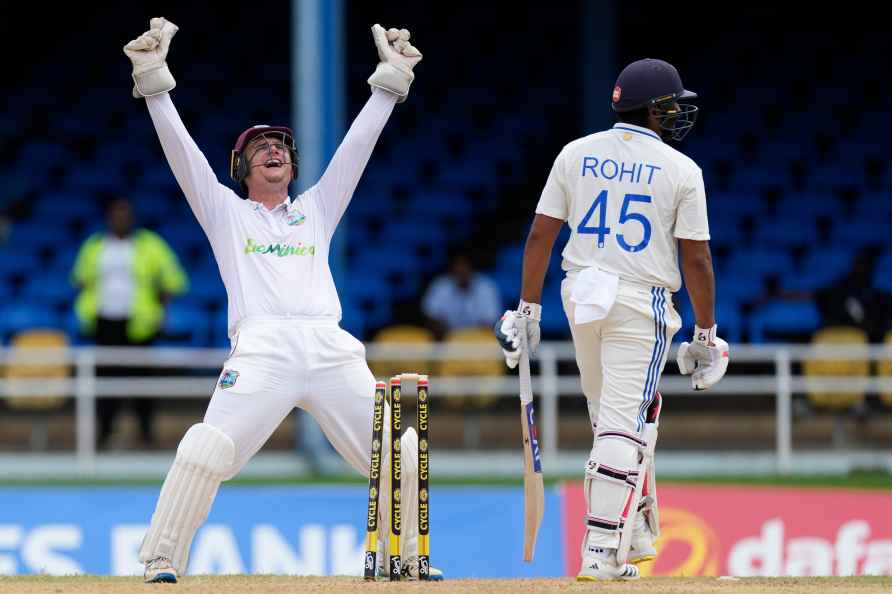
[145, 94, 224, 232]
[313, 89, 398, 235]
[124, 17, 229, 233]
[312, 24, 422, 236]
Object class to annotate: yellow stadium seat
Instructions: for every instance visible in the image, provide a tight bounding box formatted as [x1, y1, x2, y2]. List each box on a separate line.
[369, 325, 435, 380]
[878, 329, 892, 408]
[803, 326, 869, 410]
[437, 326, 504, 410]
[3, 329, 71, 450]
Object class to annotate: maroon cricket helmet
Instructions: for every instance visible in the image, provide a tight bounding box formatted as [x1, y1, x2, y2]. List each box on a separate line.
[229, 125, 299, 187]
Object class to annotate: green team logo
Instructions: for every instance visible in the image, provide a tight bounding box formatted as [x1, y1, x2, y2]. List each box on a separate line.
[243, 238, 315, 257]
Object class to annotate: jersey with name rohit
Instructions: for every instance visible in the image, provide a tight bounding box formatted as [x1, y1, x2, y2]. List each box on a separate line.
[535, 122, 709, 292]
[145, 89, 397, 337]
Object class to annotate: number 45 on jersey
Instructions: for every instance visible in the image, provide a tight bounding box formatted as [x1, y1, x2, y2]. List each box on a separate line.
[577, 190, 652, 253]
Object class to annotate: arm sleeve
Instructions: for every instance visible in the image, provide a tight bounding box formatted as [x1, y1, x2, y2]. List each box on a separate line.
[534, 150, 570, 221]
[673, 167, 711, 240]
[145, 93, 234, 234]
[311, 88, 398, 238]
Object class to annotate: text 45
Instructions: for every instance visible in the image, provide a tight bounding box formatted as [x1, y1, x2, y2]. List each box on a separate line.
[576, 190, 652, 252]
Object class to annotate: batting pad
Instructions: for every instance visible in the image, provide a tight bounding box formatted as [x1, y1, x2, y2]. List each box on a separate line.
[378, 426, 419, 561]
[139, 423, 236, 574]
[582, 435, 639, 550]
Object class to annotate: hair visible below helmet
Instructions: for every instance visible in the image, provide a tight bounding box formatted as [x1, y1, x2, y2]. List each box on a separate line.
[611, 58, 698, 142]
[230, 125, 299, 192]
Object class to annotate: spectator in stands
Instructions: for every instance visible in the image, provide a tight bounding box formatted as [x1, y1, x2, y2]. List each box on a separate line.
[813, 247, 892, 342]
[71, 197, 188, 449]
[421, 252, 502, 339]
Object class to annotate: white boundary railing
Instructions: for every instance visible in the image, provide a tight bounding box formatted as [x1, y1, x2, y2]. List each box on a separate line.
[1, 343, 891, 474]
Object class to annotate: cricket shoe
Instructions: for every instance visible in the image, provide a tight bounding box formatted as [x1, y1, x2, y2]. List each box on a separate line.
[401, 555, 445, 581]
[576, 548, 639, 581]
[144, 556, 177, 583]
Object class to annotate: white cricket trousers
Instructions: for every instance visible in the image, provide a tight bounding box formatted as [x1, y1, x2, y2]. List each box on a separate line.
[205, 316, 377, 479]
[560, 274, 682, 439]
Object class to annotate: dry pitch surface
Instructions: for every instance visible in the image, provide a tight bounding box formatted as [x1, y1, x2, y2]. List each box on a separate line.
[1, 576, 890, 594]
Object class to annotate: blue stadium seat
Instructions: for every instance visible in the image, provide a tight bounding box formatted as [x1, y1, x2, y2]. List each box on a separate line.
[675, 293, 743, 344]
[834, 221, 891, 248]
[748, 300, 821, 343]
[0, 251, 41, 280]
[539, 290, 568, 336]
[874, 251, 892, 292]
[784, 247, 854, 291]
[208, 308, 233, 349]
[131, 196, 176, 224]
[14, 142, 71, 166]
[807, 163, 865, 192]
[853, 194, 892, 222]
[141, 166, 179, 188]
[157, 301, 210, 347]
[717, 275, 764, 305]
[775, 193, 841, 219]
[32, 193, 100, 221]
[67, 167, 125, 193]
[7, 221, 73, 253]
[20, 275, 77, 307]
[727, 248, 794, 280]
[706, 217, 746, 246]
[707, 193, 764, 219]
[0, 304, 63, 342]
[185, 268, 227, 310]
[731, 162, 791, 192]
[752, 218, 819, 247]
[438, 162, 497, 190]
[339, 300, 366, 340]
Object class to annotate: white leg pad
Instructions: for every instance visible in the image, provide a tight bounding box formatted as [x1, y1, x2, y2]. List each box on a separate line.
[377, 427, 419, 563]
[399, 427, 419, 560]
[582, 435, 639, 550]
[139, 423, 235, 574]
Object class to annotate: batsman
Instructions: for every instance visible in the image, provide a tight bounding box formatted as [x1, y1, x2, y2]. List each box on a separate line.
[495, 58, 730, 580]
[123, 17, 441, 582]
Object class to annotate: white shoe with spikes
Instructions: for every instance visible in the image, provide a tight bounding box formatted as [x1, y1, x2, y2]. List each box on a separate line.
[144, 556, 177, 583]
[577, 548, 640, 581]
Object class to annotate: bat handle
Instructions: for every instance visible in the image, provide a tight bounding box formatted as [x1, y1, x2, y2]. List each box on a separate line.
[518, 318, 533, 404]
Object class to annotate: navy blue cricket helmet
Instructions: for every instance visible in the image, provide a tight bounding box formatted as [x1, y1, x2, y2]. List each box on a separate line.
[611, 58, 698, 142]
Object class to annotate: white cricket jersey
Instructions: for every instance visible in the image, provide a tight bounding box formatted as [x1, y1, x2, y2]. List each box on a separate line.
[146, 89, 397, 337]
[535, 123, 709, 292]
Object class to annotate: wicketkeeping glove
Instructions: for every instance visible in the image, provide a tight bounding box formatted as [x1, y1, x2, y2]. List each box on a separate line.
[123, 17, 179, 98]
[493, 300, 542, 369]
[677, 324, 730, 390]
[367, 24, 422, 102]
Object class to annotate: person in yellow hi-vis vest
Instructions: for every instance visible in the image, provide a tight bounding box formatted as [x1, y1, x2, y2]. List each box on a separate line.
[72, 197, 188, 449]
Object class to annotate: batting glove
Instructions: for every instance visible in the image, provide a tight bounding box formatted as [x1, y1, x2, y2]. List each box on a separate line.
[493, 300, 542, 369]
[367, 24, 422, 102]
[677, 324, 730, 391]
[124, 17, 179, 98]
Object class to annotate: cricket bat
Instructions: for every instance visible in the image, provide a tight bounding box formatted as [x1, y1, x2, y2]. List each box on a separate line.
[518, 320, 544, 562]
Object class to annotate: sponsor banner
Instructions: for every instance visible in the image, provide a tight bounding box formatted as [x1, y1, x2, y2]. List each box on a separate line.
[562, 482, 892, 577]
[0, 486, 563, 577]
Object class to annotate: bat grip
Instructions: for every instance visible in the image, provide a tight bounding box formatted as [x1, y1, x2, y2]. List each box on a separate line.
[518, 318, 533, 405]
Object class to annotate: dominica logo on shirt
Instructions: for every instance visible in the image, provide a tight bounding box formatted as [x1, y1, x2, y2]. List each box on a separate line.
[243, 238, 316, 257]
